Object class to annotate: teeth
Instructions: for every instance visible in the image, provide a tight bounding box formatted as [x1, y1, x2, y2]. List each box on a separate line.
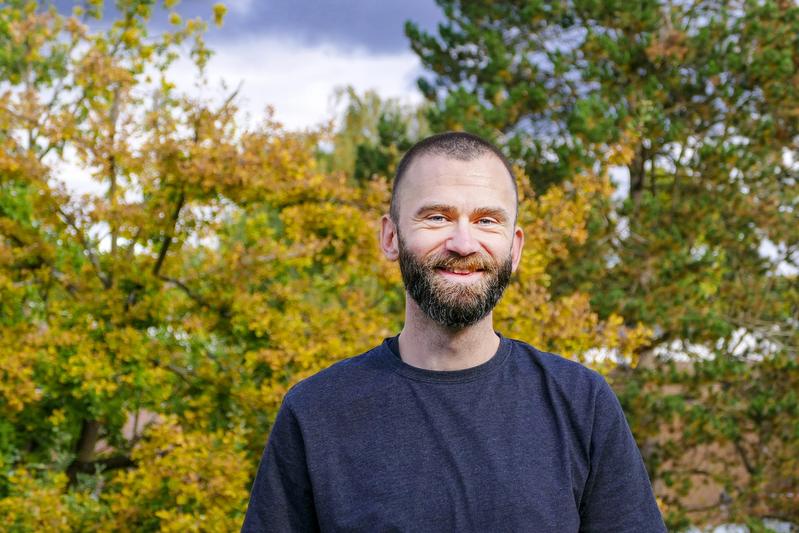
[437, 266, 482, 274]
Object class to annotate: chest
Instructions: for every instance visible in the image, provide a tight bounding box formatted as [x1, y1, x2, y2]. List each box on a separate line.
[302, 381, 589, 532]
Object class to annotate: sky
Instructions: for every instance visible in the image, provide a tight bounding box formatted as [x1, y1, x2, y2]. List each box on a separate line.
[170, 0, 443, 129]
[57, 0, 443, 130]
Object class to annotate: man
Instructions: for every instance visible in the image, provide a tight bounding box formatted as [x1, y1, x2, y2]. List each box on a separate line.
[242, 132, 666, 532]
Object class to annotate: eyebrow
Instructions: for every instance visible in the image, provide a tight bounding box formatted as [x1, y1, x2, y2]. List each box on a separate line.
[414, 204, 511, 223]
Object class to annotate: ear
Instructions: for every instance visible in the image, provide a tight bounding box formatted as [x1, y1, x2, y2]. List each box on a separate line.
[510, 225, 524, 272]
[380, 215, 399, 261]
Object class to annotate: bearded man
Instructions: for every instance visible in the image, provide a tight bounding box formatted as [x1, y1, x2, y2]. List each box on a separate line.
[242, 132, 666, 532]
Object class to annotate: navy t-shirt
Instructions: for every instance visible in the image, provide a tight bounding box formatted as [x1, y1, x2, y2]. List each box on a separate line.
[242, 334, 666, 532]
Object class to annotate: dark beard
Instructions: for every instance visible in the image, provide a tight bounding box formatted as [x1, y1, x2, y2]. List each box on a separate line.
[398, 235, 513, 330]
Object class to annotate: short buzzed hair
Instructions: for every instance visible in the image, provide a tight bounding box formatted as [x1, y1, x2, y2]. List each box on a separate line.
[389, 131, 518, 223]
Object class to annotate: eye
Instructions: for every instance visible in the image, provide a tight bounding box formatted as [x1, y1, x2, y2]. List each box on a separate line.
[427, 214, 448, 223]
[476, 217, 498, 225]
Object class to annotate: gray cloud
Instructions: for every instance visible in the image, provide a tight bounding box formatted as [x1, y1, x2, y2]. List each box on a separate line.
[54, 0, 443, 54]
[217, 0, 442, 53]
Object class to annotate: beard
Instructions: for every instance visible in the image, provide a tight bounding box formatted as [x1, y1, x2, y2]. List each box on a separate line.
[398, 234, 513, 330]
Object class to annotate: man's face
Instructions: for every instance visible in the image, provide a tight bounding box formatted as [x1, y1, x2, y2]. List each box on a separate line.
[381, 153, 524, 329]
[397, 231, 513, 329]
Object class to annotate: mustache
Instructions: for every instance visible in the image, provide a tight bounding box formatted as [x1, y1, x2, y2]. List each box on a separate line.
[426, 253, 497, 272]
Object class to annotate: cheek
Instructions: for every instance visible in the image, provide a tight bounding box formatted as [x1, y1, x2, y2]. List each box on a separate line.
[401, 231, 447, 255]
[480, 234, 514, 256]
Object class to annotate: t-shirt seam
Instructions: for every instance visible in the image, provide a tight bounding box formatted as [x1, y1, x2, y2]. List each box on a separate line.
[579, 374, 605, 512]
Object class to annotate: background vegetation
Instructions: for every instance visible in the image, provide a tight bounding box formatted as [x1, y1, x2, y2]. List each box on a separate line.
[0, 0, 796, 531]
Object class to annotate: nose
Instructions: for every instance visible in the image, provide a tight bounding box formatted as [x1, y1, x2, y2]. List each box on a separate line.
[445, 219, 481, 256]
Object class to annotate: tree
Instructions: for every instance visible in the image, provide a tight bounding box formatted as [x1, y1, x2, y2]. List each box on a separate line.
[321, 86, 429, 183]
[408, 0, 798, 528]
[0, 1, 646, 530]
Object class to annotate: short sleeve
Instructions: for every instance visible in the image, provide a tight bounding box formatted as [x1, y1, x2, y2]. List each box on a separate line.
[241, 397, 320, 532]
[578, 378, 666, 532]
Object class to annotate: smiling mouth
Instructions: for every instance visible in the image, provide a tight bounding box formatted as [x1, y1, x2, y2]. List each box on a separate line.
[436, 267, 484, 275]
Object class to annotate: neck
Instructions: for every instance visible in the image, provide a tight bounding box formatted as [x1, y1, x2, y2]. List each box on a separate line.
[397, 296, 500, 371]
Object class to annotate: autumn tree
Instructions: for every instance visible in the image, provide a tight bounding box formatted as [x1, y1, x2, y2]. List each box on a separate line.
[0, 1, 649, 531]
[0, 0, 383, 529]
[408, 0, 799, 528]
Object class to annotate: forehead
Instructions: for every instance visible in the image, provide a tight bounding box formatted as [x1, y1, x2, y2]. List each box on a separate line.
[397, 153, 516, 216]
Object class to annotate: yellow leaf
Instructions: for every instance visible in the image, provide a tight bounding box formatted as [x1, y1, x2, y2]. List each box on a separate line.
[212, 3, 227, 27]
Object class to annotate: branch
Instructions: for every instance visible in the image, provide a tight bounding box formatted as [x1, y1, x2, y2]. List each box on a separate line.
[733, 440, 755, 476]
[680, 467, 715, 478]
[220, 81, 243, 114]
[166, 363, 194, 385]
[108, 85, 121, 264]
[152, 191, 185, 277]
[683, 500, 725, 514]
[75, 419, 100, 464]
[51, 268, 79, 297]
[56, 206, 111, 289]
[125, 226, 142, 260]
[34, 57, 74, 161]
[157, 274, 230, 319]
[0, 106, 38, 126]
[156, 274, 209, 307]
[66, 419, 100, 484]
[66, 454, 136, 485]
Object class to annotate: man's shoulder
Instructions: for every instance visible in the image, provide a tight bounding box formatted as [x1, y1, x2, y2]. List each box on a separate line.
[506, 337, 623, 451]
[283, 342, 390, 411]
[506, 337, 608, 396]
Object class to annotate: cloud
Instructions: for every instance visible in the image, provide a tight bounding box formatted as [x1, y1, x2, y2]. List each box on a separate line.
[170, 35, 425, 130]
[225, 0, 256, 16]
[178, 0, 443, 54]
[53, 1, 443, 55]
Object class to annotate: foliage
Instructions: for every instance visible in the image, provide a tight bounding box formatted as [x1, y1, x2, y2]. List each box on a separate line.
[408, 0, 799, 528]
[0, 1, 644, 530]
[321, 86, 429, 183]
